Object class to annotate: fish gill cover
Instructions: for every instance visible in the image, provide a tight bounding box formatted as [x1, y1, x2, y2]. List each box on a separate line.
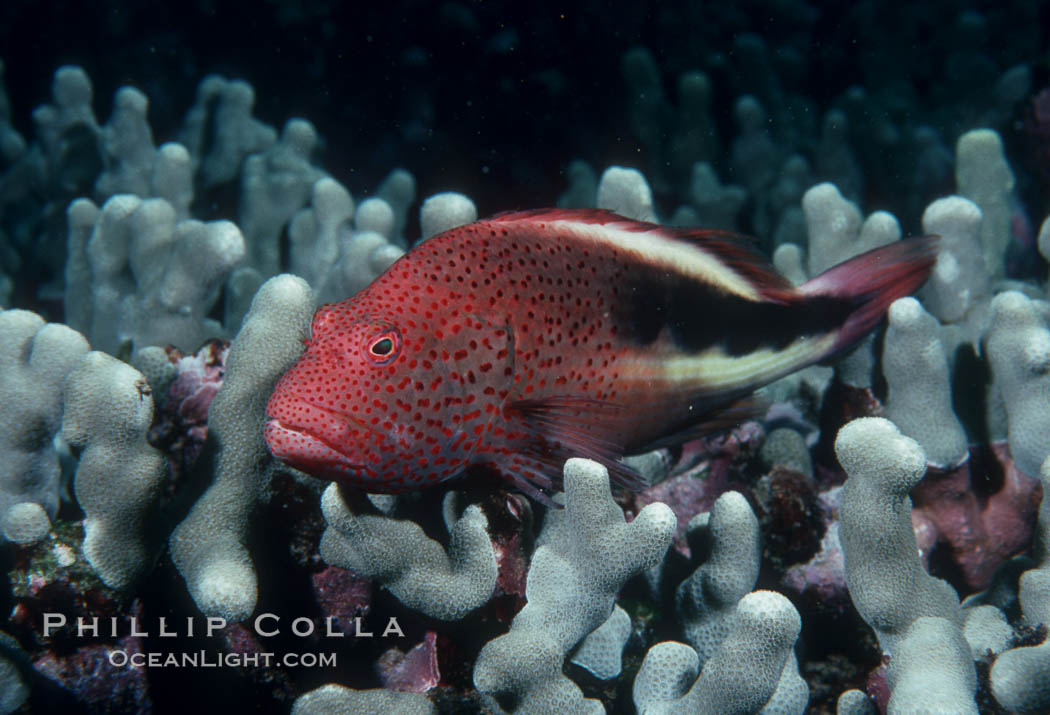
[0, 1, 1049, 714]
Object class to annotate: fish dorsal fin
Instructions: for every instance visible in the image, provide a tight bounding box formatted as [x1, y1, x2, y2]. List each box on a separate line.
[663, 226, 796, 299]
[487, 208, 795, 301]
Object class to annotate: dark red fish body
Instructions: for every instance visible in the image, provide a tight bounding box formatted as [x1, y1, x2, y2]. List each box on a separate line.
[265, 209, 937, 503]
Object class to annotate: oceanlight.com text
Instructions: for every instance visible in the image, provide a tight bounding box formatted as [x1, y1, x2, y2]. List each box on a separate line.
[108, 650, 338, 669]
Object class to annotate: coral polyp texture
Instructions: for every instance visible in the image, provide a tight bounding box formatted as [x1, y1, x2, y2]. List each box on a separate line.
[472, 458, 675, 713]
[319, 483, 498, 621]
[633, 591, 804, 715]
[291, 684, 436, 715]
[674, 491, 761, 663]
[882, 297, 969, 469]
[2, 6, 1050, 711]
[169, 273, 314, 621]
[989, 456, 1050, 713]
[835, 418, 963, 655]
[62, 350, 167, 589]
[0, 309, 89, 544]
[984, 291, 1050, 479]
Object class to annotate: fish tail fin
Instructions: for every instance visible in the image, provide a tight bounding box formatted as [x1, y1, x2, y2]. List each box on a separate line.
[800, 236, 940, 355]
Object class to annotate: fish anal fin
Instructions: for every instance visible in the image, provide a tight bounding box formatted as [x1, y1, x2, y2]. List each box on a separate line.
[601, 456, 648, 491]
[628, 397, 767, 454]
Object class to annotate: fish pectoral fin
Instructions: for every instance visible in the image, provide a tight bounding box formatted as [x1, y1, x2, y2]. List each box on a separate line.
[504, 396, 647, 491]
[628, 396, 767, 453]
[487, 453, 564, 509]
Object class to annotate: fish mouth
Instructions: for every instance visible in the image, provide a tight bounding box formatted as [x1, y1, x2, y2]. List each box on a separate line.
[263, 416, 378, 482]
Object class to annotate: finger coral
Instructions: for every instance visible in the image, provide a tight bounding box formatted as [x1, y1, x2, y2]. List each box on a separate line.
[835, 417, 963, 654]
[62, 351, 166, 589]
[0, 309, 89, 544]
[634, 591, 804, 715]
[169, 274, 313, 621]
[319, 485, 498, 620]
[473, 458, 675, 713]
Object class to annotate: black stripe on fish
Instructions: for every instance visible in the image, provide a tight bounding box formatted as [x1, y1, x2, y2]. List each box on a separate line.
[618, 267, 855, 356]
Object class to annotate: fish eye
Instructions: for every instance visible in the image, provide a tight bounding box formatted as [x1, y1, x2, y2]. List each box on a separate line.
[371, 338, 393, 355]
[365, 331, 401, 364]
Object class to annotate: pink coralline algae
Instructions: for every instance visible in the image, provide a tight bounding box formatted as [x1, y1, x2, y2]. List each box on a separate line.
[220, 621, 265, 657]
[785, 442, 1042, 600]
[33, 635, 151, 712]
[166, 341, 228, 425]
[491, 494, 531, 602]
[866, 661, 891, 712]
[377, 630, 440, 693]
[911, 442, 1042, 594]
[310, 566, 373, 635]
[630, 422, 763, 558]
[147, 339, 229, 477]
[782, 486, 847, 602]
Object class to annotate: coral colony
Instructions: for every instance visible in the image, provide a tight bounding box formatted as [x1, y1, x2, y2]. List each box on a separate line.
[1, 9, 1050, 715]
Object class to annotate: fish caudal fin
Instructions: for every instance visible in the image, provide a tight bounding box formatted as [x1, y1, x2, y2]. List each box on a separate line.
[799, 236, 940, 356]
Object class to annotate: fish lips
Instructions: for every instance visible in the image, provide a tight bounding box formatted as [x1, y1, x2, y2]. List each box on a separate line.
[263, 418, 379, 482]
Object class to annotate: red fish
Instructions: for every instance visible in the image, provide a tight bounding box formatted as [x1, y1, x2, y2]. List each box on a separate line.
[264, 209, 937, 504]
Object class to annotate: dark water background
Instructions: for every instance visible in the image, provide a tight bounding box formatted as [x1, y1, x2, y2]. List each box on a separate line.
[4, 0, 1047, 234]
